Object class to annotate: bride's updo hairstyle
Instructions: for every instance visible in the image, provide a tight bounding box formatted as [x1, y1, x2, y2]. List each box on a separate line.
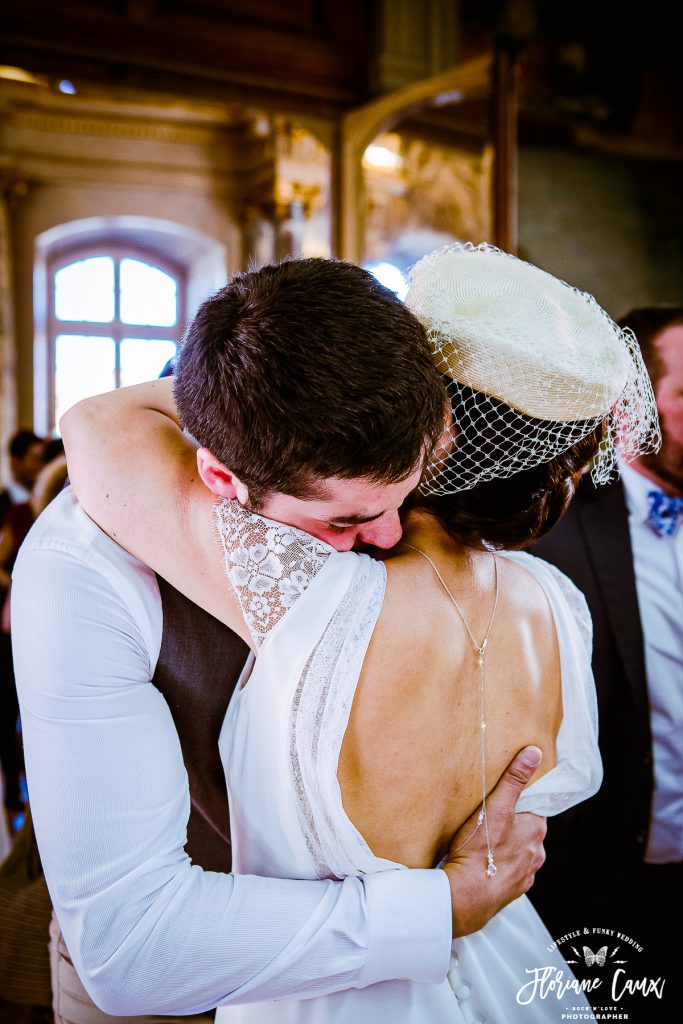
[405, 244, 661, 549]
[412, 392, 604, 550]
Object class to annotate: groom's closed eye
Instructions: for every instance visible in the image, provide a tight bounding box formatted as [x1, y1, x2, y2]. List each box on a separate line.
[327, 523, 356, 535]
[326, 511, 385, 533]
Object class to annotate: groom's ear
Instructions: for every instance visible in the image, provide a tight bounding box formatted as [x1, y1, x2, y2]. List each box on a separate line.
[196, 448, 249, 503]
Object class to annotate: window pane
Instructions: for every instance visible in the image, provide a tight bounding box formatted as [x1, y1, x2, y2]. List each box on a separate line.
[120, 259, 177, 327]
[120, 338, 177, 387]
[54, 335, 116, 425]
[54, 257, 115, 323]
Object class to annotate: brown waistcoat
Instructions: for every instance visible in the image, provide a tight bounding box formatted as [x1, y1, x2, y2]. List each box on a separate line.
[151, 576, 250, 872]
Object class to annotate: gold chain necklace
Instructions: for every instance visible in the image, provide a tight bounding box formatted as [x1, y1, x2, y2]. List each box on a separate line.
[401, 543, 499, 877]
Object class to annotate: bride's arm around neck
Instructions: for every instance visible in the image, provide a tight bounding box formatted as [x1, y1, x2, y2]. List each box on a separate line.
[60, 378, 253, 647]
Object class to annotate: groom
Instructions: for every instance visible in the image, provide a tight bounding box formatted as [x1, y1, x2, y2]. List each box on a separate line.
[12, 258, 547, 1022]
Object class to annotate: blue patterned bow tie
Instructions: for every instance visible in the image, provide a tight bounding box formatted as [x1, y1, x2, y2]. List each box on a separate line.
[646, 490, 683, 537]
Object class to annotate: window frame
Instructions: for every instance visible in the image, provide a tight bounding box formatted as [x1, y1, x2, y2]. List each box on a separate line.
[47, 243, 186, 431]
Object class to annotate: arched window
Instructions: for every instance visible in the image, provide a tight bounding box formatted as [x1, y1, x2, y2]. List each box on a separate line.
[48, 246, 184, 429]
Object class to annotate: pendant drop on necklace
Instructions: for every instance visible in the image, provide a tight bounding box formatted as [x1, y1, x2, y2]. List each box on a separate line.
[486, 852, 497, 878]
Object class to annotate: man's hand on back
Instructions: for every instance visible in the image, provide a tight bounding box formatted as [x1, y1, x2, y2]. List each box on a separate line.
[443, 746, 547, 937]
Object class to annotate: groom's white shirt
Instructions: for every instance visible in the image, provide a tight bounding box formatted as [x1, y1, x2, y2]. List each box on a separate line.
[11, 488, 451, 1016]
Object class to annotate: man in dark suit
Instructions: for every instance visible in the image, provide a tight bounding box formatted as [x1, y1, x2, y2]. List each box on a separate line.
[531, 305, 683, 1016]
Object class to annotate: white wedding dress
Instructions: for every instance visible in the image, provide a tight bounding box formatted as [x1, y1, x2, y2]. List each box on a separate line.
[213, 501, 602, 1023]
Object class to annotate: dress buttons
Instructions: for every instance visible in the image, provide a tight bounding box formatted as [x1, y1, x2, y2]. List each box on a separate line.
[455, 983, 471, 1001]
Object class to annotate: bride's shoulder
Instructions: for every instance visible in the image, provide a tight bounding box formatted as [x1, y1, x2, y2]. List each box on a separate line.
[214, 498, 334, 558]
[499, 549, 587, 606]
[213, 498, 384, 648]
[499, 550, 593, 655]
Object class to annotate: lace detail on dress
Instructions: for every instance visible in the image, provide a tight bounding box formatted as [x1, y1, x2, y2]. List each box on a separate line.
[288, 557, 387, 880]
[214, 499, 333, 649]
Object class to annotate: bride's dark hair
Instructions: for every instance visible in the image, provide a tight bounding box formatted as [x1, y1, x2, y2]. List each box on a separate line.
[410, 392, 605, 551]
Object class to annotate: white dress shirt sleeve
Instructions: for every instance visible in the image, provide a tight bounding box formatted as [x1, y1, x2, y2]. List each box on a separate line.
[11, 503, 451, 1016]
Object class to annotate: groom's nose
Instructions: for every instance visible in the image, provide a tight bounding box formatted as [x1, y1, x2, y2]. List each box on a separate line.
[356, 510, 403, 550]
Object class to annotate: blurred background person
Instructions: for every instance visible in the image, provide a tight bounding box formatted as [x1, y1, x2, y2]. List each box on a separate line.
[0, 437, 69, 1024]
[1, 436, 66, 828]
[1, 431, 44, 827]
[0, 431, 45, 526]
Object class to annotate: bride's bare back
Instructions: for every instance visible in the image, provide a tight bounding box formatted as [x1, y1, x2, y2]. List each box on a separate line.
[338, 512, 562, 869]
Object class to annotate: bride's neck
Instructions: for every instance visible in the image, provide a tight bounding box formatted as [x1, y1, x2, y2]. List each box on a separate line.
[398, 508, 470, 563]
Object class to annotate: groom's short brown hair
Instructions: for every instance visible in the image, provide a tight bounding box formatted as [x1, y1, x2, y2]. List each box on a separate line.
[174, 258, 446, 506]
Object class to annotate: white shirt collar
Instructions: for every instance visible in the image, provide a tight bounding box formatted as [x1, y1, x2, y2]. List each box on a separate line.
[619, 460, 683, 530]
[619, 461, 655, 524]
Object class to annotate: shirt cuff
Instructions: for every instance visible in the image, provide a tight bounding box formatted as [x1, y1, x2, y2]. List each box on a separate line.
[358, 868, 452, 987]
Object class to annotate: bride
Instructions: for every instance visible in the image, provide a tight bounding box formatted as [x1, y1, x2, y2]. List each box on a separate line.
[62, 244, 658, 1022]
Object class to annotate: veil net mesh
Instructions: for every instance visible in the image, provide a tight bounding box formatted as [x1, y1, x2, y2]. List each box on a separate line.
[406, 243, 661, 495]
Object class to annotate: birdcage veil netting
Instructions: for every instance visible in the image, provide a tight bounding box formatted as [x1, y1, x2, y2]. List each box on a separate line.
[405, 243, 660, 495]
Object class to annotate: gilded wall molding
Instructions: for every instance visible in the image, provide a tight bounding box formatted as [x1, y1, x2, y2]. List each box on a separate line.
[11, 109, 227, 147]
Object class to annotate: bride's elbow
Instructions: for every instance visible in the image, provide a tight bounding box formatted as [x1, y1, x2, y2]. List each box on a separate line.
[59, 398, 112, 508]
[59, 393, 108, 441]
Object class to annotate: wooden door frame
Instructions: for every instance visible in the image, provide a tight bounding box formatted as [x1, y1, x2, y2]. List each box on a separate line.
[333, 50, 518, 262]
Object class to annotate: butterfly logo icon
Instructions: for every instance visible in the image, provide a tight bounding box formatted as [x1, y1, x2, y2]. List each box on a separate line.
[583, 946, 607, 967]
[566, 944, 628, 967]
